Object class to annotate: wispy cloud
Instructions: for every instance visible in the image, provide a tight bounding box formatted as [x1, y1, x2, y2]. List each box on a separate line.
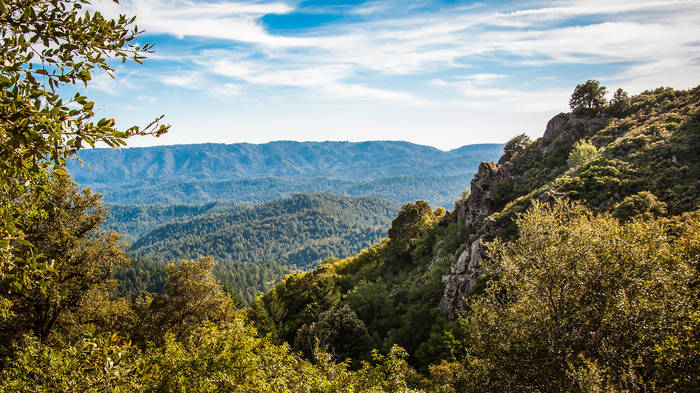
[88, 0, 700, 148]
[160, 72, 202, 88]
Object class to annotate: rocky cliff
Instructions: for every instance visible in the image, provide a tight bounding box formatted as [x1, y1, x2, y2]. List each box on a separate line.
[440, 112, 610, 316]
[441, 86, 700, 316]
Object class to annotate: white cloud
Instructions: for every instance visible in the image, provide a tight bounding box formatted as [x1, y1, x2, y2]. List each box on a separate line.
[92, 0, 700, 106]
[208, 83, 244, 100]
[462, 73, 506, 82]
[160, 72, 202, 88]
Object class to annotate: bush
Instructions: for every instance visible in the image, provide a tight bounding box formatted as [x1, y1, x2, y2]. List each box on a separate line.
[612, 191, 667, 221]
[567, 140, 598, 167]
[460, 201, 699, 392]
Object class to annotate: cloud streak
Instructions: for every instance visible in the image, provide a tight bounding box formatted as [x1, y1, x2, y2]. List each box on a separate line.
[92, 0, 700, 109]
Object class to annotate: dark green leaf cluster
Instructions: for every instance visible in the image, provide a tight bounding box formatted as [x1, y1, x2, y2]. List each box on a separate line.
[569, 79, 607, 115]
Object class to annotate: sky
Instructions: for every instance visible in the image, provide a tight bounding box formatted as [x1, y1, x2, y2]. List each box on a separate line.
[84, 0, 700, 150]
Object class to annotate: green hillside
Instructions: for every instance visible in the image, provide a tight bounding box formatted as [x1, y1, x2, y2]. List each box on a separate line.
[249, 85, 700, 390]
[105, 201, 252, 243]
[119, 194, 401, 304]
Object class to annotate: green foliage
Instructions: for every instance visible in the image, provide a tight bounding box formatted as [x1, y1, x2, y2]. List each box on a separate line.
[120, 194, 399, 304]
[105, 201, 251, 243]
[0, 0, 167, 324]
[460, 201, 699, 392]
[607, 88, 630, 117]
[131, 194, 400, 270]
[2, 317, 422, 392]
[388, 201, 443, 255]
[567, 139, 598, 167]
[561, 159, 631, 208]
[0, 332, 155, 392]
[569, 80, 608, 115]
[502, 133, 531, 161]
[251, 201, 460, 371]
[612, 191, 667, 221]
[148, 319, 421, 392]
[134, 257, 236, 345]
[294, 305, 370, 362]
[492, 180, 514, 212]
[580, 86, 699, 214]
[0, 176, 128, 359]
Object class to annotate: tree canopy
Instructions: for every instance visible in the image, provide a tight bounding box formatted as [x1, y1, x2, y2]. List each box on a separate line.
[460, 201, 699, 392]
[0, 0, 168, 318]
[569, 79, 607, 114]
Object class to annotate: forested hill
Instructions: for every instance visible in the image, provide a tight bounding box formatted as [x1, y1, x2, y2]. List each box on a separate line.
[130, 193, 400, 268]
[249, 85, 700, 389]
[105, 201, 253, 243]
[120, 194, 402, 304]
[68, 141, 503, 207]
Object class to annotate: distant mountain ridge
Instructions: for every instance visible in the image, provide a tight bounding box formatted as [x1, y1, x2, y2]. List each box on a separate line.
[68, 141, 503, 207]
[70, 141, 503, 183]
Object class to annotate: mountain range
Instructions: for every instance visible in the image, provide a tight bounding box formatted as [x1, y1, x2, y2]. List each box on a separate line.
[68, 141, 503, 207]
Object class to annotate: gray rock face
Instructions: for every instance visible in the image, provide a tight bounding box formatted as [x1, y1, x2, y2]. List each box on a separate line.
[464, 162, 508, 231]
[440, 158, 510, 317]
[539, 113, 607, 154]
[440, 112, 609, 317]
[440, 160, 506, 316]
[440, 236, 487, 317]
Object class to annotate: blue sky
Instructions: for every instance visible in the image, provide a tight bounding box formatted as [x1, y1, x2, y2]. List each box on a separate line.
[85, 0, 700, 150]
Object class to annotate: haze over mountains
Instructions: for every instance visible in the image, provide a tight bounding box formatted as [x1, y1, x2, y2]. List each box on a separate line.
[69, 141, 503, 207]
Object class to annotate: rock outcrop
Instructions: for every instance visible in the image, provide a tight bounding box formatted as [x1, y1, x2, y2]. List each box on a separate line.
[440, 161, 510, 317]
[440, 112, 609, 317]
[440, 235, 486, 317]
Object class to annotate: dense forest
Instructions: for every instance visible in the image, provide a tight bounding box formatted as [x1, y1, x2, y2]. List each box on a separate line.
[116, 194, 401, 305]
[94, 174, 475, 208]
[0, 1, 698, 392]
[104, 201, 252, 242]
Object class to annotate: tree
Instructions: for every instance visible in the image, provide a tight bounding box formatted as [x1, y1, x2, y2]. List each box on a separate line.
[0, 176, 128, 361]
[388, 201, 443, 260]
[294, 305, 370, 362]
[607, 88, 630, 116]
[459, 201, 699, 392]
[135, 257, 236, 345]
[0, 331, 155, 392]
[502, 133, 531, 160]
[612, 191, 667, 221]
[0, 0, 168, 319]
[569, 80, 607, 115]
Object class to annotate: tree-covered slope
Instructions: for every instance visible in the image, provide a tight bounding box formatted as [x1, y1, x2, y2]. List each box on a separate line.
[121, 194, 401, 304]
[104, 201, 253, 243]
[249, 85, 700, 391]
[130, 193, 400, 268]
